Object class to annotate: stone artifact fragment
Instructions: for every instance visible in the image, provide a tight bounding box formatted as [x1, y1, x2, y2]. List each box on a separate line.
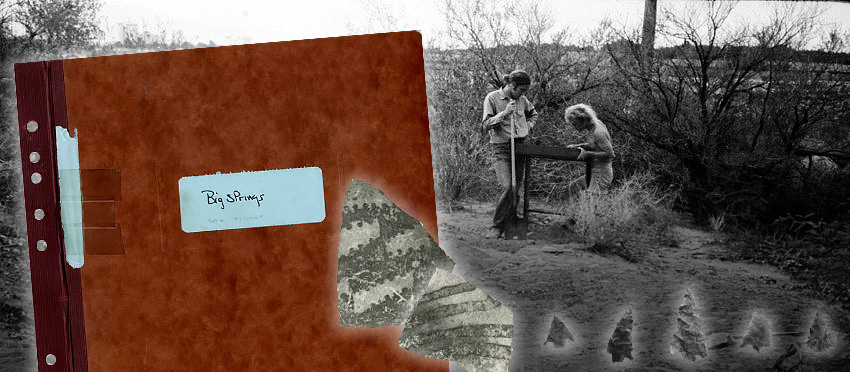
[399, 269, 513, 372]
[607, 310, 634, 362]
[670, 289, 708, 361]
[773, 344, 802, 372]
[806, 312, 836, 352]
[740, 311, 772, 352]
[544, 315, 574, 348]
[337, 180, 454, 328]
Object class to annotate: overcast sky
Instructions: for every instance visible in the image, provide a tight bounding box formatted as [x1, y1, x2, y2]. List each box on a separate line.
[97, 0, 850, 48]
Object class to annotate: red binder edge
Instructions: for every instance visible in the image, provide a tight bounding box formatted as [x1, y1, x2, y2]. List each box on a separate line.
[15, 59, 89, 372]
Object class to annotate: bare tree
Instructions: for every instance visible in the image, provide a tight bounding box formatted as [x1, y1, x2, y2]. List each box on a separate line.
[606, 2, 822, 176]
[441, 0, 608, 110]
[117, 21, 190, 50]
[0, 0, 16, 52]
[345, 0, 412, 36]
[758, 39, 850, 162]
[602, 1, 849, 219]
[442, 0, 520, 87]
[14, 0, 101, 47]
[427, 0, 614, 203]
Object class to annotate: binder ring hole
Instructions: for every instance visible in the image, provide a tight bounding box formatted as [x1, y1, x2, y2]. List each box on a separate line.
[26, 121, 38, 132]
[34, 209, 45, 220]
[29, 152, 40, 163]
[45, 353, 56, 365]
[36, 240, 47, 252]
[31, 173, 42, 184]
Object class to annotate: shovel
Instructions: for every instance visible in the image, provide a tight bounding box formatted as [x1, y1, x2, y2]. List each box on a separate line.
[503, 101, 528, 240]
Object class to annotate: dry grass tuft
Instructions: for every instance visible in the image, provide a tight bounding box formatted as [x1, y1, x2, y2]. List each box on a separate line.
[559, 172, 677, 255]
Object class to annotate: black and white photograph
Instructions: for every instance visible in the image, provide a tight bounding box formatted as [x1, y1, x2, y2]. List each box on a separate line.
[1, 1, 850, 371]
[427, 1, 850, 371]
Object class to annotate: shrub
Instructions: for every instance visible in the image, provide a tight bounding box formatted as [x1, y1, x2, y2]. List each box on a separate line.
[430, 111, 494, 209]
[559, 172, 677, 250]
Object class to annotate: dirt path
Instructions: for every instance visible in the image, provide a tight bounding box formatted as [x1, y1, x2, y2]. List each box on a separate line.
[0, 328, 33, 372]
[437, 205, 850, 372]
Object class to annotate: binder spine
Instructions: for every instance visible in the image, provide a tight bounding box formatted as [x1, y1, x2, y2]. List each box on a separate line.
[15, 60, 88, 372]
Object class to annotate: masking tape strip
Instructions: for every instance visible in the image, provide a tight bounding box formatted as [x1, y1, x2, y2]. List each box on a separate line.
[55, 127, 83, 268]
[83, 225, 125, 255]
[80, 169, 122, 201]
[78, 169, 123, 255]
[81, 201, 115, 228]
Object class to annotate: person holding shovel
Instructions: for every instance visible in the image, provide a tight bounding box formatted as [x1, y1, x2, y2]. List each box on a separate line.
[481, 70, 538, 239]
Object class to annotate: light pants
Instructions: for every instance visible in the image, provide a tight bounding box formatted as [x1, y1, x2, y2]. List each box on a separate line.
[491, 140, 526, 230]
[568, 161, 613, 196]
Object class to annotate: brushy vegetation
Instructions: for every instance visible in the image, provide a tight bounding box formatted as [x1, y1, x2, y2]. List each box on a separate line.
[723, 217, 850, 316]
[557, 172, 677, 261]
[1, 34, 31, 348]
[429, 0, 850, 308]
[429, 1, 850, 229]
[0, 0, 848, 354]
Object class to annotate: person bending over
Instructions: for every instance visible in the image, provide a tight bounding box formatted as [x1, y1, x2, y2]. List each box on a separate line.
[565, 103, 614, 194]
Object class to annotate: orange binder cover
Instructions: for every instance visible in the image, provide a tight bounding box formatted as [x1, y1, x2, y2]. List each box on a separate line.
[15, 31, 446, 372]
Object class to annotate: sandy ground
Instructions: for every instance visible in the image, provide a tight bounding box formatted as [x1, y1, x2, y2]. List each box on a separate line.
[438, 203, 850, 372]
[3, 203, 848, 372]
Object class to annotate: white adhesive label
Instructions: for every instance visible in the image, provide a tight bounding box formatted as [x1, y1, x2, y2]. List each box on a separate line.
[178, 167, 326, 233]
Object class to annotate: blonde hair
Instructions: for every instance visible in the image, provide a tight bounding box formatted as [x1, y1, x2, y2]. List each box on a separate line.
[564, 103, 602, 129]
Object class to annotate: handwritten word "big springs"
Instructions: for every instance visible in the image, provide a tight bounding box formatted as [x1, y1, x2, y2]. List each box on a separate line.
[201, 190, 265, 210]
